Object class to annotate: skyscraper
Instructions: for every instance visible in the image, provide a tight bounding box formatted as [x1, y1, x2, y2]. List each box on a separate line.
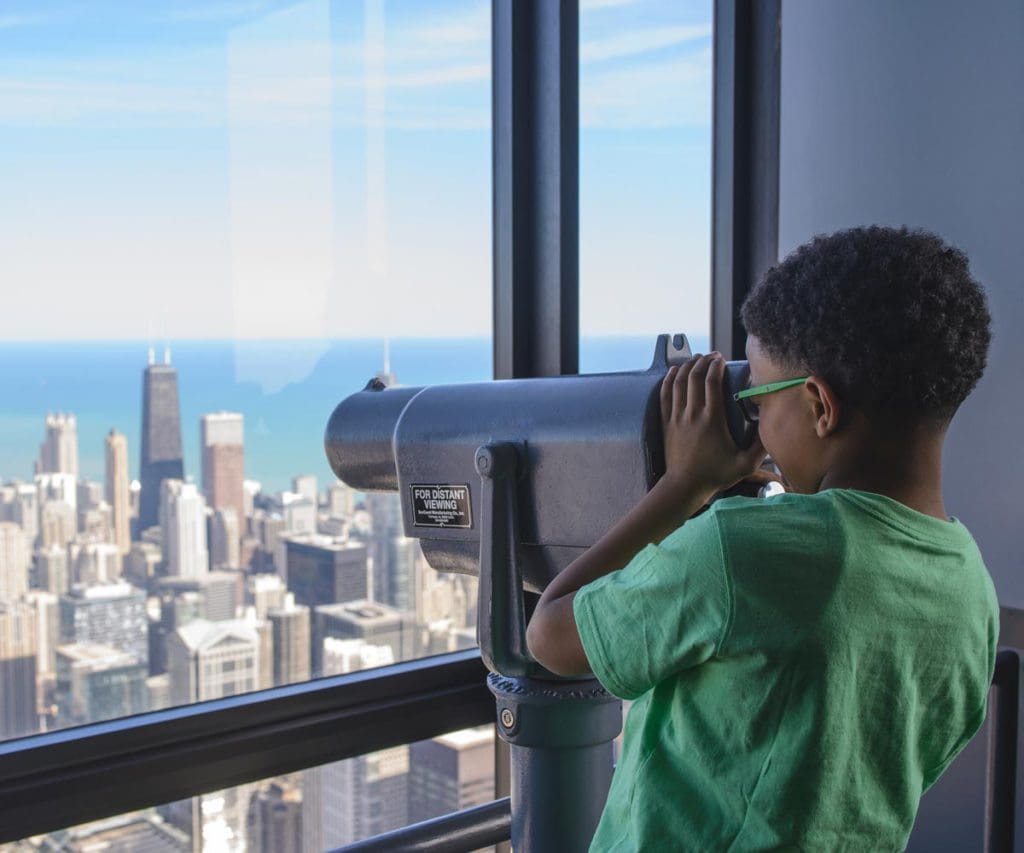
[69, 537, 122, 586]
[165, 617, 264, 850]
[303, 639, 408, 850]
[312, 600, 414, 675]
[167, 618, 258, 703]
[60, 582, 148, 664]
[268, 594, 310, 686]
[285, 536, 368, 609]
[161, 480, 209, 579]
[408, 727, 495, 824]
[36, 471, 77, 517]
[55, 643, 148, 727]
[200, 412, 245, 528]
[328, 480, 356, 519]
[364, 493, 413, 609]
[35, 543, 69, 596]
[291, 474, 317, 504]
[105, 429, 131, 557]
[0, 600, 38, 739]
[139, 352, 184, 533]
[11, 483, 38, 547]
[209, 507, 241, 569]
[26, 589, 59, 680]
[38, 412, 79, 479]
[249, 778, 304, 853]
[0, 521, 29, 602]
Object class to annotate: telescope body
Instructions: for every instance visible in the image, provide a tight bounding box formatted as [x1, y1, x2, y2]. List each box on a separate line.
[325, 335, 753, 592]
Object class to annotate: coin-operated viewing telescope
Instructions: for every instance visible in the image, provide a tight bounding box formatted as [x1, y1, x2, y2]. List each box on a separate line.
[325, 333, 756, 851]
[325, 333, 754, 675]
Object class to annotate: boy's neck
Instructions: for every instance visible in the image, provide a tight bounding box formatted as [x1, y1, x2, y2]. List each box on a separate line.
[817, 422, 949, 521]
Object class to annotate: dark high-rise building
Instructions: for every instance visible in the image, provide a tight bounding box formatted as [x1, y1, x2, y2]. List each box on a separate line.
[249, 777, 304, 853]
[139, 352, 184, 533]
[285, 536, 368, 609]
[0, 601, 38, 739]
[409, 727, 495, 824]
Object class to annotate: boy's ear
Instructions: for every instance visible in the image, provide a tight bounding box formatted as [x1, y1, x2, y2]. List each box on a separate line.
[802, 376, 842, 438]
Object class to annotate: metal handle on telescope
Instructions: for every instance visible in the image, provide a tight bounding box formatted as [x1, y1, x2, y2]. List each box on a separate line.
[475, 441, 547, 678]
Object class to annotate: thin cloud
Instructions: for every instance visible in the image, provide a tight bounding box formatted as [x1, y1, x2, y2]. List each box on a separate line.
[581, 0, 642, 10]
[0, 13, 47, 29]
[582, 47, 712, 128]
[161, 1, 279, 23]
[412, 2, 489, 45]
[582, 24, 711, 63]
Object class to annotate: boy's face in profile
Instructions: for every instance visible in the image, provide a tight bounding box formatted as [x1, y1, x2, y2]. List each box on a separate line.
[745, 335, 825, 494]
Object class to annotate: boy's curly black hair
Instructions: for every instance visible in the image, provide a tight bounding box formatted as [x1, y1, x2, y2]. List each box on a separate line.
[740, 226, 991, 424]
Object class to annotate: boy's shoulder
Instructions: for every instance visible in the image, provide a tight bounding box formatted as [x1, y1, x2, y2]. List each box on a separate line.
[703, 490, 843, 534]
[707, 488, 975, 545]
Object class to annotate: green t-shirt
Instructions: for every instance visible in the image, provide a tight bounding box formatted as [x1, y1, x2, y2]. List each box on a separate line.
[573, 489, 999, 852]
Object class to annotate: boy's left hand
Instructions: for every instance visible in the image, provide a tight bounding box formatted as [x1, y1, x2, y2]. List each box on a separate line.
[660, 353, 767, 499]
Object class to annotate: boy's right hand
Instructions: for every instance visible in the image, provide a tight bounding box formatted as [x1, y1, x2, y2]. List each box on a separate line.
[659, 353, 767, 499]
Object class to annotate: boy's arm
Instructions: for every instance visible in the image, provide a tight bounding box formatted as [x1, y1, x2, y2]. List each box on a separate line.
[526, 353, 766, 677]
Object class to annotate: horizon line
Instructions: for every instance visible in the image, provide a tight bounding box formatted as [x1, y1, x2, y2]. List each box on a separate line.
[0, 332, 709, 345]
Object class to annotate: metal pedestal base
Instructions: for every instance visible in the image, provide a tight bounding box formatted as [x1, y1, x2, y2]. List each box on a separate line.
[489, 673, 623, 852]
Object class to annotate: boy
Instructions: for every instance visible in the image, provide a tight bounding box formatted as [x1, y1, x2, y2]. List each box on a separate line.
[526, 226, 999, 851]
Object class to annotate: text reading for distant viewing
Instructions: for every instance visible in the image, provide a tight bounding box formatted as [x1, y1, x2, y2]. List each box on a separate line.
[410, 484, 473, 529]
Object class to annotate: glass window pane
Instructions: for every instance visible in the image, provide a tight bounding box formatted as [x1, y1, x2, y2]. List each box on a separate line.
[578, 0, 713, 373]
[3, 726, 498, 851]
[0, 0, 490, 740]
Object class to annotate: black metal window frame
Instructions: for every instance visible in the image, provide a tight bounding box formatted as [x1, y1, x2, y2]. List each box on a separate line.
[2, 2, 1017, 849]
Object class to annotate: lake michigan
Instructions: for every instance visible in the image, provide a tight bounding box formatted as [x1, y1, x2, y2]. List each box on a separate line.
[0, 333, 710, 494]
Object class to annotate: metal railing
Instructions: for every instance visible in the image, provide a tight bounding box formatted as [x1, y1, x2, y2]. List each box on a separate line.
[337, 798, 512, 853]
[985, 649, 1020, 852]
[0, 649, 492, 843]
[338, 648, 1022, 853]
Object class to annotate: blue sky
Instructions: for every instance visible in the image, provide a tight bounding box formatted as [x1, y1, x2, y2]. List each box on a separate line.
[0, 0, 712, 341]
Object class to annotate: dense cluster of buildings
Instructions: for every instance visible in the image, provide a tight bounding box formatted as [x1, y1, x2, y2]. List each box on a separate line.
[0, 351, 488, 852]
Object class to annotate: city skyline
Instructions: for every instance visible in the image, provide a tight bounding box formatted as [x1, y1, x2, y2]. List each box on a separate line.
[0, 343, 487, 847]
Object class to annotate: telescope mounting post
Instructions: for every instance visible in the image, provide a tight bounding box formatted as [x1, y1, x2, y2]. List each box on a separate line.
[475, 442, 624, 852]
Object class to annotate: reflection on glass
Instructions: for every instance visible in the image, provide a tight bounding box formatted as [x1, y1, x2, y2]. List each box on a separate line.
[4, 727, 497, 851]
[0, 0, 491, 743]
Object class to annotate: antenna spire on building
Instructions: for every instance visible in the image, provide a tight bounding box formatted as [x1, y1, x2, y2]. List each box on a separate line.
[164, 346, 171, 365]
[148, 346, 155, 366]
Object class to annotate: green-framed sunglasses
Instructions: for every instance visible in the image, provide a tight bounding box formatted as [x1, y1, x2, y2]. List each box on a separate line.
[733, 377, 809, 422]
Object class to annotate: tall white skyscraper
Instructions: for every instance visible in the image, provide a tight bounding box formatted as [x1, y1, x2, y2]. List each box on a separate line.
[0, 522, 29, 602]
[162, 481, 209, 579]
[38, 413, 79, 479]
[105, 429, 131, 557]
